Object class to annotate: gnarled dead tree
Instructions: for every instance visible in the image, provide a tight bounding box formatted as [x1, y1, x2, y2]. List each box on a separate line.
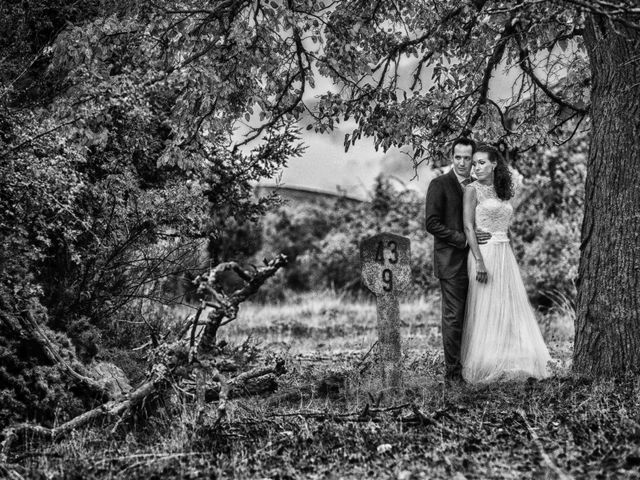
[0, 255, 288, 461]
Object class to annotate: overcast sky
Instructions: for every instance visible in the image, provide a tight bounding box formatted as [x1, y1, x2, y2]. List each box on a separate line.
[275, 127, 435, 200]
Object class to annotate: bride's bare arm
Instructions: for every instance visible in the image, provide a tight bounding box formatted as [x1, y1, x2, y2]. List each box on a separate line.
[463, 186, 488, 283]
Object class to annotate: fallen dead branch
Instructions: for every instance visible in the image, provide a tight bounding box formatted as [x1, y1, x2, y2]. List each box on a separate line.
[0, 463, 25, 480]
[18, 309, 116, 399]
[219, 402, 462, 437]
[229, 363, 285, 387]
[403, 405, 458, 435]
[517, 409, 573, 480]
[1, 365, 168, 460]
[264, 402, 409, 424]
[1, 255, 288, 460]
[264, 401, 458, 433]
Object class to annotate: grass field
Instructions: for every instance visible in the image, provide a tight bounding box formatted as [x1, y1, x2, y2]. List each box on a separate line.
[8, 291, 640, 479]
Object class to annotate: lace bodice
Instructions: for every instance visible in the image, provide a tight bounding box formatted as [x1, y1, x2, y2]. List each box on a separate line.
[471, 182, 513, 236]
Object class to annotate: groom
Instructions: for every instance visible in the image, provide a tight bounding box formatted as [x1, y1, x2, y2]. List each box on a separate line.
[425, 138, 490, 384]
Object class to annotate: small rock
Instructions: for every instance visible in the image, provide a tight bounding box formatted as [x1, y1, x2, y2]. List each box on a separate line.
[377, 443, 392, 454]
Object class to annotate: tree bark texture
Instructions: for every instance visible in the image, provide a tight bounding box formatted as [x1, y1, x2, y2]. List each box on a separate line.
[575, 15, 640, 376]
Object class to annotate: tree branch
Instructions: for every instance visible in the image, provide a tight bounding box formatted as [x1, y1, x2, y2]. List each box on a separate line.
[235, 19, 309, 148]
[515, 25, 589, 114]
[19, 310, 114, 399]
[466, 17, 518, 132]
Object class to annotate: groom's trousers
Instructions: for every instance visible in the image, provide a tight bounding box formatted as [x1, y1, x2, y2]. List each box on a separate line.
[440, 274, 469, 379]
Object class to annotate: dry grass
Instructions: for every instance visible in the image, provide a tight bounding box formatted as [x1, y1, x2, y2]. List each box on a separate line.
[224, 291, 442, 356]
[224, 290, 574, 370]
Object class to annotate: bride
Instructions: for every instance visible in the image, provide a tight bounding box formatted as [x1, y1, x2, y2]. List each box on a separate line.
[461, 144, 551, 384]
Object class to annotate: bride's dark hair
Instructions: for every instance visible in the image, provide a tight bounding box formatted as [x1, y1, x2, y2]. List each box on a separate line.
[476, 144, 514, 201]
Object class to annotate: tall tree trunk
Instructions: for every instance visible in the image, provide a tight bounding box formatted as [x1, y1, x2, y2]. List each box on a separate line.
[574, 15, 640, 376]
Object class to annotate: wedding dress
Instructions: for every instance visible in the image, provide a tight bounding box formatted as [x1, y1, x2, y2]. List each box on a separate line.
[461, 182, 551, 384]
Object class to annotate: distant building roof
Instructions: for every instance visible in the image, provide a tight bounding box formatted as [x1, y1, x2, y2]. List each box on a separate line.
[254, 184, 364, 206]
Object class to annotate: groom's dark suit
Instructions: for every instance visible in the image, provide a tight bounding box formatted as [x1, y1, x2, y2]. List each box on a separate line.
[425, 169, 469, 380]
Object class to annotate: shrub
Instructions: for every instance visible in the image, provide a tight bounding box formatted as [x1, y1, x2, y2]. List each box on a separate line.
[253, 176, 437, 299]
[511, 136, 586, 309]
[0, 0, 303, 426]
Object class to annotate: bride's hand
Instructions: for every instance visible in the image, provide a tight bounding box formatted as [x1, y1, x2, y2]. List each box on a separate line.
[476, 259, 488, 283]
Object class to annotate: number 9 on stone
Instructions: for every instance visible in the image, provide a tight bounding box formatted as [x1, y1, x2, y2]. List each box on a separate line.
[382, 269, 393, 292]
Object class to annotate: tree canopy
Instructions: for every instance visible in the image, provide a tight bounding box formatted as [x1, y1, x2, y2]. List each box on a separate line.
[3, 1, 635, 165]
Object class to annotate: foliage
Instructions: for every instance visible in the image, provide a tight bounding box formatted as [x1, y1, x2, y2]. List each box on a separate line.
[254, 176, 437, 300]
[6, 0, 624, 176]
[511, 134, 587, 308]
[309, 178, 434, 295]
[0, 0, 304, 426]
[260, 202, 339, 291]
[0, 292, 89, 429]
[313, 0, 598, 159]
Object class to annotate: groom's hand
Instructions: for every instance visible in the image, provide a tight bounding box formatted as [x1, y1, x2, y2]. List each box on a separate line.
[476, 230, 492, 245]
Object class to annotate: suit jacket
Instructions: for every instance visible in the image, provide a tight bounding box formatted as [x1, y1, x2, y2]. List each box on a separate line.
[425, 169, 469, 279]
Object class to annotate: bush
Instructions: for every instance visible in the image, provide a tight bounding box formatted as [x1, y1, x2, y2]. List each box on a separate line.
[253, 176, 437, 300]
[511, 136, 586, 309]
[518, 219, 580, 307]
[0, 0, 302, 426]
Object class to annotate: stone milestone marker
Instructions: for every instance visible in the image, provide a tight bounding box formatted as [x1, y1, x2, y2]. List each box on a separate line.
[360, 232, 411, 388]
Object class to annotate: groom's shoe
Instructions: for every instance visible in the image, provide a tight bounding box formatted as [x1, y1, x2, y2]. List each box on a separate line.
[454, 375, 467, 386]
[444, 373, 466, 387]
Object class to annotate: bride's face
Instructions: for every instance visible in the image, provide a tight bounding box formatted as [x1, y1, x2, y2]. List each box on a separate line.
[472, 152, 495, 181]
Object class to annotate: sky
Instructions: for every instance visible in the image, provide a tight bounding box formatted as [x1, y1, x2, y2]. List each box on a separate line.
[274, 127, 436, 201]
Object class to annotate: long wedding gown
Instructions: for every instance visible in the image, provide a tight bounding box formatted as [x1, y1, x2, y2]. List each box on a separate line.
[461, 182, 551, 384]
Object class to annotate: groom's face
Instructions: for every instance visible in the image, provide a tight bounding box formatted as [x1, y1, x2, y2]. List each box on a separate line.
[452, 144, 473, 178]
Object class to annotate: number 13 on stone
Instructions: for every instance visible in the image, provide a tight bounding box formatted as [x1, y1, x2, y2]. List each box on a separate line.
[360, 233, 411, 387]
